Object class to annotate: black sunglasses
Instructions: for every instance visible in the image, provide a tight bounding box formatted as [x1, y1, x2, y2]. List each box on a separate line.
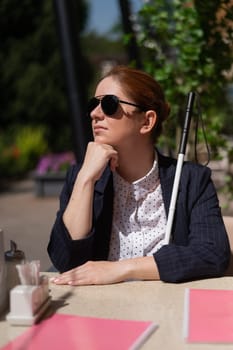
[87, 94, 146, 117]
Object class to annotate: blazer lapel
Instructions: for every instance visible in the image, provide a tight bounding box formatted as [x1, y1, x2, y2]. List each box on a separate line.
[158, 152, 177, 217]
[93, 166, 113, 221]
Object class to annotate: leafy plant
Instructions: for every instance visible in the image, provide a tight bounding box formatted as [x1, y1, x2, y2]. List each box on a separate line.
[0, 125, 48, 178]
[135, 0, 233, 159]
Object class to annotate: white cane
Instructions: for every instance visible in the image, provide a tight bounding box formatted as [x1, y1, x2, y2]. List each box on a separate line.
[161, 92, 196, 247]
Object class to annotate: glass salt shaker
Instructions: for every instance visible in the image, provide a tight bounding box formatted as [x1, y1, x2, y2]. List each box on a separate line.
[0, 229, 7, 314]
[5, 240, 25, 292]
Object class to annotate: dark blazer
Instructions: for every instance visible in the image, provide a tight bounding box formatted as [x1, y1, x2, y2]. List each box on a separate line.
[47, 152, 230, 282]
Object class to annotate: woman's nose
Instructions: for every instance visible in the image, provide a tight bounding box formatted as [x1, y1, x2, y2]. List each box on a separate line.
[90, 104, 105, 120]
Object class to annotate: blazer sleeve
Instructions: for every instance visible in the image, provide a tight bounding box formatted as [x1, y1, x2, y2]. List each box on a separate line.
[154, 164, 231, 283]
[47, 165, 96, 272]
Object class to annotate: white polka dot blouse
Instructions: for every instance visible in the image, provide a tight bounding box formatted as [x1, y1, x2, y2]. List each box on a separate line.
[108, 152, 167, 261]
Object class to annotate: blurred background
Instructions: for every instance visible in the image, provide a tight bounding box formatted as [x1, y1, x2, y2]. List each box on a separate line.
[0, 0, 233, 270]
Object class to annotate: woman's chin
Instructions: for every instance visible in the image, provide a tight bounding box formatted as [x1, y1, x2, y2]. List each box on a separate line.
[94, 135, 109, 144]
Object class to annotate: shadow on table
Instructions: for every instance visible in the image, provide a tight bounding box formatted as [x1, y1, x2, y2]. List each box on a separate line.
[38, 290, 74, 324]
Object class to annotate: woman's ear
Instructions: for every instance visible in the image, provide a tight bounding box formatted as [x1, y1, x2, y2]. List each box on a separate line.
[140, 110, 157, 135]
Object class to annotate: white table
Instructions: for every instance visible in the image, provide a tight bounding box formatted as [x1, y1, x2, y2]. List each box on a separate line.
[1, 274, 233, 349]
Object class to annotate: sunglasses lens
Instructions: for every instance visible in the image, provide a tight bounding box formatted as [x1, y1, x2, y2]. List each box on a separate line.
[87, 97, 100, 116]
[87, 95, 119, 117]
[101, 95, 119, 116]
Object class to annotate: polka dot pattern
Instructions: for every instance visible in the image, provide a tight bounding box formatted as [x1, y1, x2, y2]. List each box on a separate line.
[108, 154, 167, 261]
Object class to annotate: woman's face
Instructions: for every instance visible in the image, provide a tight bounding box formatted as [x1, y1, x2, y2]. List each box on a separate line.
[90, 76, 145, 148]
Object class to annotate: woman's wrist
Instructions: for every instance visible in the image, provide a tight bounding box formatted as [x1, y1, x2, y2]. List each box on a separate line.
[118, 256, 160, 281]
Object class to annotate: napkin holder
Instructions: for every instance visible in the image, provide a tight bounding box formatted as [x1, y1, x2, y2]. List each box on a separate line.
[6, 275, 51, 326]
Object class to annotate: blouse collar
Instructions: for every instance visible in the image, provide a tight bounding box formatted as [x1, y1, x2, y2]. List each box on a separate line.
[113, 152, 160, 202]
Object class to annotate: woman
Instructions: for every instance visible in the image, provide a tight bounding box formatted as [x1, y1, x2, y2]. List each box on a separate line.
[48, 65, 230, 285]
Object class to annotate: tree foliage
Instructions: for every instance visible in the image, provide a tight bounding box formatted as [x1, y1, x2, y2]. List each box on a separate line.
[0, 0, 90, 152]
[136, 0, 233, 157]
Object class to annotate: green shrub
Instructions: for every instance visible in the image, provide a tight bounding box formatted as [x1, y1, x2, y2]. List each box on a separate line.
[0, 125, 49, 179]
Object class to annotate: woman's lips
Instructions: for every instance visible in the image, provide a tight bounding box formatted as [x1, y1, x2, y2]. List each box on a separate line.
[93, 126, 107, 133]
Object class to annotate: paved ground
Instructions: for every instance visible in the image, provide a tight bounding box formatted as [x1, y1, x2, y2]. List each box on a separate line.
[0, 175, 232, 273]
[0, 179, 59, 272]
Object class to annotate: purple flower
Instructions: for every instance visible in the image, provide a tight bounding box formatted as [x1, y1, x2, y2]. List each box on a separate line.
[36, 152, 76, 174]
